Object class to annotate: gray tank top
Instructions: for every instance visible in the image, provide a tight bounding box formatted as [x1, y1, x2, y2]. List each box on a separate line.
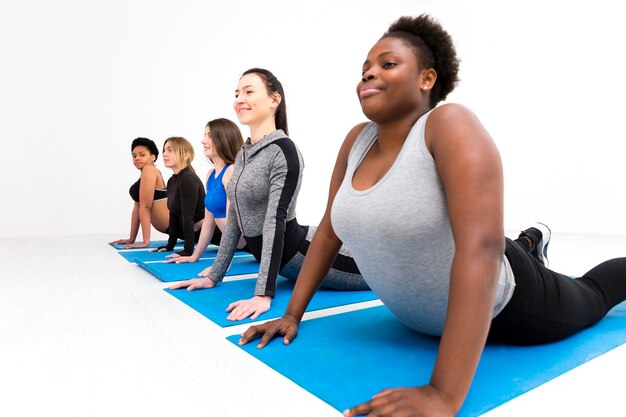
[331, 111, 515, 336]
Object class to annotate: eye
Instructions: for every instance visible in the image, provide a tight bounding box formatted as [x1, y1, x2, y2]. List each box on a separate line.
[382, 61, 397, 69]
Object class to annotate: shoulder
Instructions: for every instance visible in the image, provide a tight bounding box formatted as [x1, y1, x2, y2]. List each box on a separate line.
[427, 103, 482, 138]
[206, 168, 216, 182]
[139, 165, 158, 183]
[426, 103, 500, 170]
[268, 137, 301, 166]
[222, 165, 235, 186]
[338, 122, 370, 159]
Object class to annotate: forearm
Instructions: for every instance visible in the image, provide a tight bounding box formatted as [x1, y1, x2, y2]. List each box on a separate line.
[430, 247, 501, 412]
[165, 214, 179, 250]
[284, 225, 342, 322]
[191, 217, 215, 260]
[179, 215, 197, 255]
[208, 213, 241, 283]
[128, 203, 140, 241]
[138, 205, 152, 244]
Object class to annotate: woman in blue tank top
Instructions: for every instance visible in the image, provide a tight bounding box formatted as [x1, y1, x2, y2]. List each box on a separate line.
[237, 14, 626, 417]
[165, 118, 247, 267]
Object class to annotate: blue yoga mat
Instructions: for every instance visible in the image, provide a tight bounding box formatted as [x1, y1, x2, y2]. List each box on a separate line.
[165, 276, 378, 327]
[110, 240, 175, 250]
[227, 302, 626, 416]
[136, 254, 259, 282]
[117, 245, 219, 263]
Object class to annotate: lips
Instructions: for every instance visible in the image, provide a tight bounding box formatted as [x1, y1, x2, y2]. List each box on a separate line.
[359, 83, 383, 98]
[359, 88, 381, 98]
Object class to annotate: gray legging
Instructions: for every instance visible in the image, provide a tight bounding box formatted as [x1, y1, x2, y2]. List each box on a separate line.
[279, 225, 370, 291]
[489, 237, 626, 345]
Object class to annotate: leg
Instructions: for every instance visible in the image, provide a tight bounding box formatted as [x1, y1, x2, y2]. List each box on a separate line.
[490, 237, 626, 345]
[279, 226, 369, 291]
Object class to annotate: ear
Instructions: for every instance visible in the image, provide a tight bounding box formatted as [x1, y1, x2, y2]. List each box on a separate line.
[419, 68, 437, 91]
[271, 92, 282, 108]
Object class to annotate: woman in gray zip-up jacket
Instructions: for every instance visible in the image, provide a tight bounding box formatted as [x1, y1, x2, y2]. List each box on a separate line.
[170, 68, 368, 320]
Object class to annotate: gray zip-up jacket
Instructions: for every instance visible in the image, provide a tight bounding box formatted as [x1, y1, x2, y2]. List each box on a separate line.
[208, 129, 306, 297]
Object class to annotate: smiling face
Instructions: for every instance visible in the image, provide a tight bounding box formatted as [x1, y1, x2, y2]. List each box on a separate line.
[131, 145, 156, 170]
[202, 126, 215, 163]
[233, 73, 279, 128]
[357, 36, 434, 123]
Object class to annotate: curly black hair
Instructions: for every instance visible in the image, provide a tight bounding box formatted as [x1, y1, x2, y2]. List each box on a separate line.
[131, 137, 159, 159]
[383, 14, 460, 108]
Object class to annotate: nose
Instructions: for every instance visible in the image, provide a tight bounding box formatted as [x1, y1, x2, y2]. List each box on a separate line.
[361, 68, 376, 82]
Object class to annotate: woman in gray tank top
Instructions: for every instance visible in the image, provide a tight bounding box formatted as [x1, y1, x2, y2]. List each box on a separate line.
[238, 14, 626, 417]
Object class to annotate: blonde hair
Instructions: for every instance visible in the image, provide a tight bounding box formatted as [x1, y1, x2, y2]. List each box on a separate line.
[164, 136, 196, 173]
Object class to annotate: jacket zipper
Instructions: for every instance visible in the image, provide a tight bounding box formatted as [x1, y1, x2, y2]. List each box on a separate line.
[234, 149, 246, 232]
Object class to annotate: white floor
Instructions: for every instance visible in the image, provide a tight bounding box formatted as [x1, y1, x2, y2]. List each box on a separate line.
[0, 232, 624, 417]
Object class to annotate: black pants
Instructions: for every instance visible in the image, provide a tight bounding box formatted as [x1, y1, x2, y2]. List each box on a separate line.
[489, 237, 626, 345]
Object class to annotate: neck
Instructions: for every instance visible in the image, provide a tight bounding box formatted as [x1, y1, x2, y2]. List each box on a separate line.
[172, 164, 185, 175]
[249, 119, 278, 144]
[376, 108, 428, 145]
[212, 157, 226, 171]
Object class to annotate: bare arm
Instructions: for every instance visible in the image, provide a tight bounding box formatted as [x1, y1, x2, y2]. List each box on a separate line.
[136, 166, 159, 246]
[427, 104, 504, 412]
[126, 202, 140, 244]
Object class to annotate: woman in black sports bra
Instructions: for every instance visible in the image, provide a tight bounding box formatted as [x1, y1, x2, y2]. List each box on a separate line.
[111, 137, 169, 248]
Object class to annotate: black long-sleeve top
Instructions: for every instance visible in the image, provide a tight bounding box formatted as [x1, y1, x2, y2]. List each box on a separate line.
[165, 166, 205, 255]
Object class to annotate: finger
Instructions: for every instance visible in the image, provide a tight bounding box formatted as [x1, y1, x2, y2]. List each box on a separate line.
[344, 395, 389, 417]
[250, 308, 266, 320]
[225, 301, 242, 312]
[228, 305, 253, 321]
[238, 325, 263, 345]
[373, 388, 400, 398]
[168, 281, 188, 290]
[257, 325, 279, 348]
[283, 326, 298, 345]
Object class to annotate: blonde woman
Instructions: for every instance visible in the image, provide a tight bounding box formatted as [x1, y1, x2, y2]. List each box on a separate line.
[112, 137, 169, 248]
[156, 137, 205, 256]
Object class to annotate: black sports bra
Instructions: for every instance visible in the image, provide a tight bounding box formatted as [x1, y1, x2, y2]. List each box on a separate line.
[129, 178, 167, 203]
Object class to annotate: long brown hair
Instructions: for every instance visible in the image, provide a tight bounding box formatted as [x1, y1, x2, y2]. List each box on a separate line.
[206, 118, 244, 165]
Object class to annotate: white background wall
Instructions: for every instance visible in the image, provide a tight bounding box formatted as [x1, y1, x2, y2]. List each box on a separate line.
[1, 0, 625, 240]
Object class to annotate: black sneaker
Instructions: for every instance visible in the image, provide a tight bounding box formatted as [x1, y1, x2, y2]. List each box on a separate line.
[519, 222, 551, 267]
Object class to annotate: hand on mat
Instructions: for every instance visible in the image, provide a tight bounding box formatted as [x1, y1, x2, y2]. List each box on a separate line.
[226, 296, 271, 321]
[238, 315, 299, 348]
[168, 277, 216, 291]
[122, 242, 149, 249]
[111, 238, 133, 245]
[165, 254, 196, 264]
[343, 385, 455, 417]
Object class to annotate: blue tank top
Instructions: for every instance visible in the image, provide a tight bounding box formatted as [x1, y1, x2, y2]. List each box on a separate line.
[204, 165, 229, 218]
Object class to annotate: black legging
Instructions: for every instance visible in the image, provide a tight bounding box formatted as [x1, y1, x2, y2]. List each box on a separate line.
[489, 237, 626, 345]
